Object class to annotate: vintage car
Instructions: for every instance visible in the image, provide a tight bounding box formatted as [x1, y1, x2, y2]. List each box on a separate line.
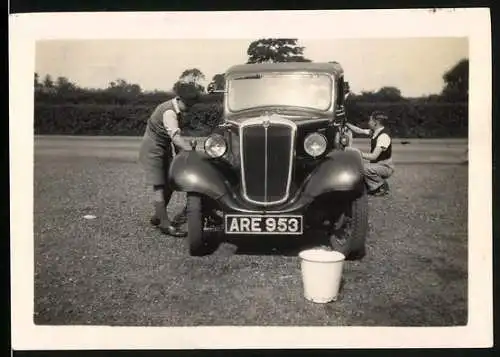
[169, 62, 368, 258]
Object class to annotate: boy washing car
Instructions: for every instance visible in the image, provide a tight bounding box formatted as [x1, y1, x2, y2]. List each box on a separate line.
[345, 111, 394, 196]
[138, 83, 199, 237]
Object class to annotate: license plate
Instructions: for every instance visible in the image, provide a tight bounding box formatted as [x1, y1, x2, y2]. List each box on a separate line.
[224, 214, 303, 235]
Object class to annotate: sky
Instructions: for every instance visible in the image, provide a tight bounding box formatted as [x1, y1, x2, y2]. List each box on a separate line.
[35, 37, 468, 97]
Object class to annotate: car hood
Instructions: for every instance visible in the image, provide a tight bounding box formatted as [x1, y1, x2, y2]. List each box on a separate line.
[225, 107, 332, 123]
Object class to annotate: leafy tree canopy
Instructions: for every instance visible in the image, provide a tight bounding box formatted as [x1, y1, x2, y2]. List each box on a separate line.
[175, 68, 206, 95]
[441, 58, 468, 101]
[246, 38, 311, 64]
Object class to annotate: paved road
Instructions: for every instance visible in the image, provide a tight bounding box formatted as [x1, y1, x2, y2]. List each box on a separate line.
[34, 135, 468, 164]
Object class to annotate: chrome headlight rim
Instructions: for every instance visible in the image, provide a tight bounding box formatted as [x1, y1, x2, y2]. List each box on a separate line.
[339, 134, 349, 146]
[338, 127, 353, 147]
[204, 133, 228, 158]
[303, 132, 328, 158]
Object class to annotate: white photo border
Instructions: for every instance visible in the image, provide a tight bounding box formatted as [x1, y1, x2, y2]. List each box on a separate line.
[9, 8, 492, 350]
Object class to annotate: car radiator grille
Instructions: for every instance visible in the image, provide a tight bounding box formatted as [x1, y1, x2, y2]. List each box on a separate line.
[240, 120, 294, 205]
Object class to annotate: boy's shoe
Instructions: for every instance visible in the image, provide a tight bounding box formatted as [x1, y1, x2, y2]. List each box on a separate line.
[346, 248, 366, 261]
[150, 201, 165, 226]
[150, 201, 187, 237]
[159, 223, 187, 237]
[172, 207, 187, 226]
[150, 216, 161, 226]
[369, 181, 390, 196]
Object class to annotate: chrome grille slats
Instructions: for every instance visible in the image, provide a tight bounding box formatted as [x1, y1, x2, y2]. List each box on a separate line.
[239, 115, 296, 206]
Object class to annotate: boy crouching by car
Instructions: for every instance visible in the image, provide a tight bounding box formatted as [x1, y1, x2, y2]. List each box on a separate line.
[345, 111, 395, 196]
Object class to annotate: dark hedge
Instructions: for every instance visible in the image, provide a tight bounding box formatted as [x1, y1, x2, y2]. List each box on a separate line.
[345, 101, 468, 138]
[34, 102, 224, 136]
[34, 100, 468, 138]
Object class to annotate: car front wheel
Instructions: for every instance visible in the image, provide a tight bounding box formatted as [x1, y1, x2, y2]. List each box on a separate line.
[329, 189, 369, 260]
[186, 193, 219, 256]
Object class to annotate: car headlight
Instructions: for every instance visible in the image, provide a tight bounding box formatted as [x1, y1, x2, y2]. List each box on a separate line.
[304, 132, 327, 157]
[204, 134, 227, 158]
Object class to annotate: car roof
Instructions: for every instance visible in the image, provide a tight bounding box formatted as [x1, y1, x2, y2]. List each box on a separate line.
[225, 62, 344, 77]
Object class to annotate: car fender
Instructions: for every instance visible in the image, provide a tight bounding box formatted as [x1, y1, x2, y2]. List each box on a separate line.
[168, 151, 229, 200]
[302, 148, 364, 198]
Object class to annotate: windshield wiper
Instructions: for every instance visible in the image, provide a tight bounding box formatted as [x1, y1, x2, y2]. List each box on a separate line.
[234, 74, 262, 80]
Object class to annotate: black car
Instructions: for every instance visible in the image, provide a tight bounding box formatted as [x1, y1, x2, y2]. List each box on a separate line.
[169, 62, 368, 259]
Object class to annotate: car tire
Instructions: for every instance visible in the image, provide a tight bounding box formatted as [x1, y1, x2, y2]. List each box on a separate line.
[186, 193, 209, 256]
[186, 193, 219, 256]
[330, 188, 369, 260]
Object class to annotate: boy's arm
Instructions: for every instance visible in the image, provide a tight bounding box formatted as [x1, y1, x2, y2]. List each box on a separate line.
[345, 122, 371, 136]
[361, 133, 390, 161]
[163, 110, 192, 151]
[361, 147, 383, 161]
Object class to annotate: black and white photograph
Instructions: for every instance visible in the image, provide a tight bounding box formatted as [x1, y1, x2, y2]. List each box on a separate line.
[10, 9, 492, 350]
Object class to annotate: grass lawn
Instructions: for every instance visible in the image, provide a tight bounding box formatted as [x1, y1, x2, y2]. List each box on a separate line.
[33, 154, 468, 326]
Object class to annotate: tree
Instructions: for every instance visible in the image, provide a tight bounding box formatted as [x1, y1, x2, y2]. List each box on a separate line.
[34, 72, 40, 88]
[55, 76, 77, 93]
[37, 74, 57, 94]
[42, 74, 54, 89]
[178, 68, 206, 93]
[208, 73, 225, 92]
[106, 78, 142, 95]
[246, 38, 311, 64]
[441, 58, 468, 101]
[180, 68, 205, 83]
[174, 68, 206, 95]
[376, 86, 403, 101]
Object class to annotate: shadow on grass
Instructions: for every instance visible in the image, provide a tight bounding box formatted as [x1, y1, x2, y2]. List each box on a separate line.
[222, 230, 331, 257]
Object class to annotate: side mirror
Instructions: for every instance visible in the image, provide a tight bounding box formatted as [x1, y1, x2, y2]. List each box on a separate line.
[218, 122, 231, 129]
[207, 83, 227, 94]
[207, 82, 216, 94]
[344, 81, 351, 100]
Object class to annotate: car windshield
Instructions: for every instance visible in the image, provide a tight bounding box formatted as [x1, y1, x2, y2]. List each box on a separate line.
[227, 72, 333, 112]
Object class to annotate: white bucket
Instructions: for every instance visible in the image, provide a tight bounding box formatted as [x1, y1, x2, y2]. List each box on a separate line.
[298, 248, 346, 303]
